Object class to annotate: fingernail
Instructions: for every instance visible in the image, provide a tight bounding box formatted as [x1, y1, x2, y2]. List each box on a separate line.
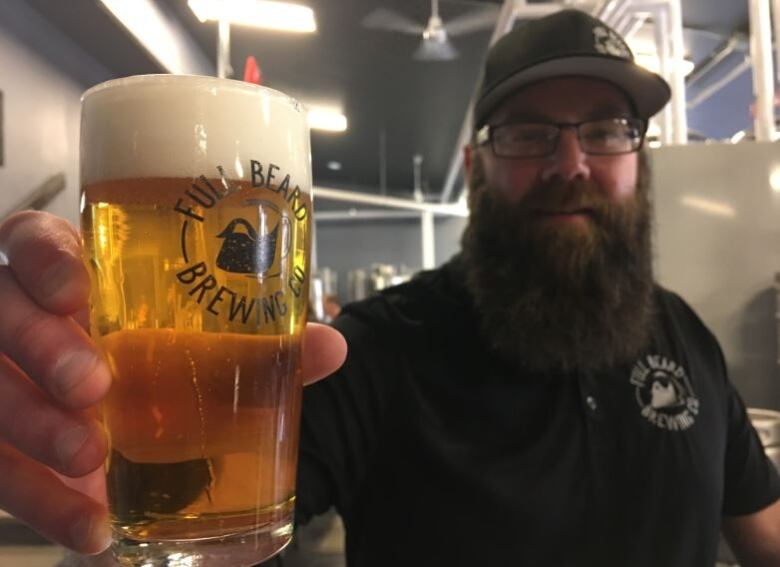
[42, 258, 77, 300]
[70, 514, 113, 554]
[56, 425, 91, 468]
[52, 351, 100, 398]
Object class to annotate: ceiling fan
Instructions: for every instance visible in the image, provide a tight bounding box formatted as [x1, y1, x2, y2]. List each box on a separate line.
[361, 0, 499, 61]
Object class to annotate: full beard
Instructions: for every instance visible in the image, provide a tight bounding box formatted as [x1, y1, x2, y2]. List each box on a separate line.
[460, 151, 655, 375]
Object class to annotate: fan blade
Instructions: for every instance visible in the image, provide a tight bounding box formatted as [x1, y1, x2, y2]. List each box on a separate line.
[445, 6, 499, 37]
[362, 8, 424, 35]
[413, 39, 459, 61]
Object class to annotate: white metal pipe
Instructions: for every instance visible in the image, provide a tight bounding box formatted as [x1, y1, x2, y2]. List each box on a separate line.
[421, 211, 436, 270]
[315, 210, 438, 221]
[667, 0, 688, 144]
[613, 13, 634, 37]
[314, 185, 469, 217]
[217, 16, 232, 78]
[686, 57, 752, 109]
[440, 0, 520, 203]
[686, 35, 742, 88]
[595, 0, 622, 21]
[748, 0, 776, 141]
[623, 13, 649, 40]
[605, 0, 631, 29]
[774, 0, 780, 84]
[652, 5, 673, 145]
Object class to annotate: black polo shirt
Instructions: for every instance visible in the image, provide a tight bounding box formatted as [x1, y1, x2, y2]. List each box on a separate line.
[296, 256, 780, 567]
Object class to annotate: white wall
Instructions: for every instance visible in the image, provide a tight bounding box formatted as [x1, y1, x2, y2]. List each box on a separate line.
[0, 0, 110, 226]
[651, 142, 780, 409]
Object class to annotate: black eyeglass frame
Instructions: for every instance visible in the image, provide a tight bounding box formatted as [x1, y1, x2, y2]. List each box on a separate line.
[474, 117, 648, 158]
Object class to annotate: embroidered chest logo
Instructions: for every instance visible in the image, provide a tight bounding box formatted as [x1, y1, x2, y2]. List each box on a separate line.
[629, 355, 699, 431]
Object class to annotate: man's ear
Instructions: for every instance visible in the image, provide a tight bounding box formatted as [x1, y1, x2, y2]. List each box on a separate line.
[463, 144, 473, 178]
[463, 144, 474, 175]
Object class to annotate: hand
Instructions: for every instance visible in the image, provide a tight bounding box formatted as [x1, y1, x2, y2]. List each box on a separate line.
[0, 211, 347, 555]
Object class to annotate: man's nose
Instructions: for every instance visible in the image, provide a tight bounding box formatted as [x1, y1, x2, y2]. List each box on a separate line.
[540, 127, 591, 183]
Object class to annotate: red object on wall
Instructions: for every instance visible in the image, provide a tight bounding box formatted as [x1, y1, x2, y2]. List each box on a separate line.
[243, 56, 262, 85]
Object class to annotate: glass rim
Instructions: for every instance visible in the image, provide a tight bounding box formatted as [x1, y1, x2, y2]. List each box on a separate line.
[81, 73, 306, 112]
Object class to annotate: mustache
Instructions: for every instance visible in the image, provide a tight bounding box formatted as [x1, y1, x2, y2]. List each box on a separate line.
[485, 178, 624, 227]
[527, 178, 609, 212]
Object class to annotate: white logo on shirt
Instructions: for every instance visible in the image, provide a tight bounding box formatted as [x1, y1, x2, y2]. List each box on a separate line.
[630, 355, 699, 431]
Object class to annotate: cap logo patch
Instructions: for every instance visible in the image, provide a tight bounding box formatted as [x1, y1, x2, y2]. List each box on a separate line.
[593, 26, 630, 58]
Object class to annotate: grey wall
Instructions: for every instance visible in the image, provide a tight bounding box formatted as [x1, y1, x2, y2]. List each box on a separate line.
[0, 0, 110, 225]
[314, 215, 466, 301]
[651, 142, 780, 410]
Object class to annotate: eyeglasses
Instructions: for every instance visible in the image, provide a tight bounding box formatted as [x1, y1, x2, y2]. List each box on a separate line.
[475, 117, 647, 158]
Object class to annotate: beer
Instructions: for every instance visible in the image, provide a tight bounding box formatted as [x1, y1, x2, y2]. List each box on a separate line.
[80, 76, 311, 565]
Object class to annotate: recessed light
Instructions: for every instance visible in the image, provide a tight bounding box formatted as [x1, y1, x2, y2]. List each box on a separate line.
[308, 108, 348, 132]
[188, 0, 316, 33]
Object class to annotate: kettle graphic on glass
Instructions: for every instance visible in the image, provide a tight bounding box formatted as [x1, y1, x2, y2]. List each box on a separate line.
[216, 205, 289, 276]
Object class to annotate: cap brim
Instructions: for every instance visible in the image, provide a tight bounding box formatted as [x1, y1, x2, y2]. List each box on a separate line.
[474, 56, 672, 126]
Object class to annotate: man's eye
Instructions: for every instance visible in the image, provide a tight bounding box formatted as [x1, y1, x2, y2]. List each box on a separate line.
[502, 128, 549, 143]
[587, 128, 621, 140]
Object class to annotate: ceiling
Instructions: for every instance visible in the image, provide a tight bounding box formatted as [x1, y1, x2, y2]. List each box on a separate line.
[22, 0, 753, 201]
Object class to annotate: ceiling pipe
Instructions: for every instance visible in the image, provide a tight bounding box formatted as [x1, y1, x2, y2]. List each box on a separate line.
[421, 210, 436, 269]
[439, 0, 519, 204]
[748, 0, 776, 141]
[653, 4, 673, 145]
[632, 0, 688, 144]
[217, 14, 232, 78]
[686, 57, 752, 109]
[595, 0, 623, 22]
[604, 0, 631, 29]
[667, 0, 689, 144]
[440, 0, 568, 203]
[685, 34, 743, 88]
[315, 210, 446, 221]
[774, 0, 780, 84]
[622, 12, 649, 39]
[314, 185, 468, 217]
[614, 12, 640, 37]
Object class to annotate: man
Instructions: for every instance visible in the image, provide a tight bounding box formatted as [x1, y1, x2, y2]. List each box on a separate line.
[0, 9, 777, 567]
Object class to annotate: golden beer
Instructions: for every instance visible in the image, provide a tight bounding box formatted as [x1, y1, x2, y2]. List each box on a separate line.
[80, 76, 311, 565]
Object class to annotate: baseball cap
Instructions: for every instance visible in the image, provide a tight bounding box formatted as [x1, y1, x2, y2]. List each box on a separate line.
[473, 9, 672, 127]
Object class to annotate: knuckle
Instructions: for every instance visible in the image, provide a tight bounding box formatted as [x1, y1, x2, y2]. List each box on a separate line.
[0, 211, 46, 247]
[7, 403, 48, 456]
[10, 314, 59, 355]
[0, 442, 26, 484]
[0, 211, 80, 259]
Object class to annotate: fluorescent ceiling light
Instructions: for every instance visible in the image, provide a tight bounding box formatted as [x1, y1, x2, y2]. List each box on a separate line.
[100, 0, 194, 74]
[730, 130, 747, 144]
[634, 53, 695, 77]
[308, 109, 347, 132]
[188, 0, 316, 32]
[680, 195, 736, 218]
[770, 166, 780, 193]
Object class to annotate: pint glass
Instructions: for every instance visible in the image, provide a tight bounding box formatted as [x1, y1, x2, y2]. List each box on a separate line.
[80, 75, 311, 566]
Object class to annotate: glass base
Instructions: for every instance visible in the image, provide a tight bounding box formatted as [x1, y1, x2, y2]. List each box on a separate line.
[110, 518, 293, 567]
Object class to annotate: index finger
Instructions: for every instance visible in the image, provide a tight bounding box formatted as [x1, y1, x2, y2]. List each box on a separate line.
[0, 211, 90, 316]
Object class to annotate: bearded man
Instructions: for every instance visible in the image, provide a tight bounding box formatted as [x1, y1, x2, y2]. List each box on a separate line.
[0, 8, 778, 567]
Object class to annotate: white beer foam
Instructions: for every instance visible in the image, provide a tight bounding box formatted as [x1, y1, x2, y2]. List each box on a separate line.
[81, 74, 312, 191]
